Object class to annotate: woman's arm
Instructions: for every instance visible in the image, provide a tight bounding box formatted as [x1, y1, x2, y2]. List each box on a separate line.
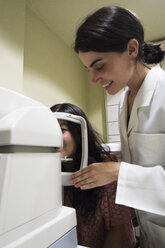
[71, 161, 120, 189]
[71, 160, 165, 215]
[116, 162, 165, 216]
[104, 224, 125, 248]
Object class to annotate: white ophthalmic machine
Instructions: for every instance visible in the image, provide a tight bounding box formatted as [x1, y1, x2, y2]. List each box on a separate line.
[0, 87, 87, 248]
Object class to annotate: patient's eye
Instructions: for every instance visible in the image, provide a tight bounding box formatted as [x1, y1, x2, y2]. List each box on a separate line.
[58, 120, 70, 133]
[60, 124, 69, 133]
[61, 127, 68, 133]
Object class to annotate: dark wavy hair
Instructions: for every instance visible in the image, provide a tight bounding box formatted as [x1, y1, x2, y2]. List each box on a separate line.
[50, 103, 113, 221]
[74, 5, 165, 64]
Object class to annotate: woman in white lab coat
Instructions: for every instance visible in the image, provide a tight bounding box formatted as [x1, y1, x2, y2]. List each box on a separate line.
[71, 5, 165, 248]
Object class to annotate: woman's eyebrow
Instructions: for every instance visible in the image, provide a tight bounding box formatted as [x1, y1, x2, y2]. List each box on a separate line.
[89, 58, 102, 68]
[59, 120, 68, 125]
[61, 122, 67, 126]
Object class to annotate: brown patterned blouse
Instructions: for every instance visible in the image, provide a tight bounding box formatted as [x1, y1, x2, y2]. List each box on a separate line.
[64, 181, 136, 248]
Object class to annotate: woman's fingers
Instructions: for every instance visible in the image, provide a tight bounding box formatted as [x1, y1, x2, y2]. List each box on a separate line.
[71, 162, 121, 189]
[71, 166, 93, 186]
[80, 182, 96, 190]
[71, 163, 104, 188]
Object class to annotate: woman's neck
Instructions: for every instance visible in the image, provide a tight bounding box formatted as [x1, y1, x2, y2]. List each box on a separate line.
[127, 63, 149, 115]
[128, 63, 149, 94]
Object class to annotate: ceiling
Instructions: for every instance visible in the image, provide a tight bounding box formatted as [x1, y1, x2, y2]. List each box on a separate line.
[27, 0, 165, 48]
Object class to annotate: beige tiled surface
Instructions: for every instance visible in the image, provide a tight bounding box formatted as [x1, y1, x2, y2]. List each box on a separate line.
[106, 90, 123, 143]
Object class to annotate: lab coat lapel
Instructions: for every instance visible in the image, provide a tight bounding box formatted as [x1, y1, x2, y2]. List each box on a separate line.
[119, 88, 132, 162]
[119, 88, 129, 137]
[127, 68, 158, 135]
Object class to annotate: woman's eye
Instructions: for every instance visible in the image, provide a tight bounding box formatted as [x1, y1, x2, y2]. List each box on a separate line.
[95, 65, 104, 71]
[61, 127, 68, 133]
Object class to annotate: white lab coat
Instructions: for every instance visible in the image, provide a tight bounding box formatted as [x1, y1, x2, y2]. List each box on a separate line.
[116, 65, 165, 248]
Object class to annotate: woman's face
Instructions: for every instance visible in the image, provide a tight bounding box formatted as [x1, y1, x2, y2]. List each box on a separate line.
[55, 120, 76, 158]
[79, 48, 136, 95]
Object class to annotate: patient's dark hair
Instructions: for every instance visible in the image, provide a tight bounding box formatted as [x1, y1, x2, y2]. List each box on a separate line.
[74, 5, 165, 64]
[50, 103, 113, 221]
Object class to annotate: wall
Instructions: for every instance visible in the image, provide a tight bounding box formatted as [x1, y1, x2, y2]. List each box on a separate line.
[160, 40, 165, 69]
[0, 0, 106, 140]
[23, 5, 87, 110]
[0, 0, 25, 92]
[105, 90, 123, 143]
[23, 5, 106, 139]
[85, 73, 107, 141]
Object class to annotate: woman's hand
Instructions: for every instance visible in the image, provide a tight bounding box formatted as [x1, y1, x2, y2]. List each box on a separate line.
[71, 161, 121, 189]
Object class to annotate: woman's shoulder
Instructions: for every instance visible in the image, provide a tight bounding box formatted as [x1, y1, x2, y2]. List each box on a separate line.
[150, 64, 165, 80]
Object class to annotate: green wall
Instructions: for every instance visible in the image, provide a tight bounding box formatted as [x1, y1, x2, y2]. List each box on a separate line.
[0, 0, 107, 141]
[23, 6, 87, 110]
[0, 0, 25, 92]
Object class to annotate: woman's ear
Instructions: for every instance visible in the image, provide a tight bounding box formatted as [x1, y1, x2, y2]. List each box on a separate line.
[127, 38, 139, 58]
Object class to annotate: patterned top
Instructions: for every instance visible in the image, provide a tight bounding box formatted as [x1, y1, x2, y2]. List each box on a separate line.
[64, 181, 136, 248]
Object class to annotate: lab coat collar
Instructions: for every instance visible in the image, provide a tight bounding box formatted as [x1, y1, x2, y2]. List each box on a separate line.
[120, 65, 160, 134]
[132, 64, 160, 108]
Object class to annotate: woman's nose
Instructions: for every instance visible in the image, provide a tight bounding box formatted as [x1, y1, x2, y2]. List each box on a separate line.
[91, 71, 99, 85]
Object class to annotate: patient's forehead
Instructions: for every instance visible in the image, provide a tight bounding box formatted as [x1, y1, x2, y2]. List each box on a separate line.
[58, 120, 68, 126]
